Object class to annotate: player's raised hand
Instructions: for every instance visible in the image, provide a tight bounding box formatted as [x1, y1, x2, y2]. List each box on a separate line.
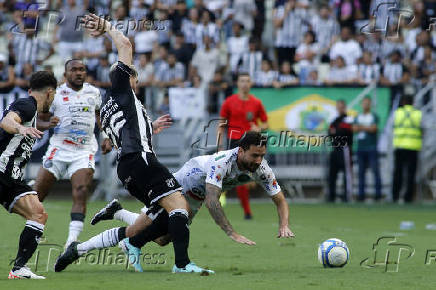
[152, 114, 173, 134]
[48, 116, 60, 128]
[229, 232, 256, 246]
[277, 226, 295, 238]
[82, 14, 108, 37]
[18, 126, 43, 139]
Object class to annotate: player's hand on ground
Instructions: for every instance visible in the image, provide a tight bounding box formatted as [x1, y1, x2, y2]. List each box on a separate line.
[152, 114, 173, 134]
[101, 138, 112, 154]
[49, 116, 60, 128]
[277, 226, 295, 238]
[229, 232, 256, 245]
[18, 126, 43, 139]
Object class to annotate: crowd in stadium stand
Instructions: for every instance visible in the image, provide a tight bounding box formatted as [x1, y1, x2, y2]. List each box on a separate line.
[0, 0, 435, 113]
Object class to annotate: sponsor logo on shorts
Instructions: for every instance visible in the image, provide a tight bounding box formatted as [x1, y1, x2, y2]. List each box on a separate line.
[166, 178, 175, 188]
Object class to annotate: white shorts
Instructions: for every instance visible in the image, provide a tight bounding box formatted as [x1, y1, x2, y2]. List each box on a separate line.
[42, 146, 96, 180]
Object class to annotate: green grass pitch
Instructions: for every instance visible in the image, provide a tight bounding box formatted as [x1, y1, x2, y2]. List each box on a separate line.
[1, 200, 436, 289]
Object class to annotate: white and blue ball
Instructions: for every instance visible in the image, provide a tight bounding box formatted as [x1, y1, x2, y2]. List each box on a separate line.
[318, 238, 350, 268]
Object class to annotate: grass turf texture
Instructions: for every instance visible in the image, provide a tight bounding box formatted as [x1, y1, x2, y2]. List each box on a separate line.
[1, 200, 436, 289]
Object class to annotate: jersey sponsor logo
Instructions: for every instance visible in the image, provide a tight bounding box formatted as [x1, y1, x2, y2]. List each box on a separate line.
[208, 166, 216, 179]
[63, 96, 69, 102]
[215, 174, 222, 182]
[272, 179, 278, 189]
[246, 111, 254, 121]
[44, 160, 53, 168]
[215, 154, 225, 161]
[71, 120, 91, 127]
[87, 97, 95, 106]
[60, 90, 69, 96]
[186, 167, 202, 177]
[69, 106, 91, 113]
[166, 178, 176, 188]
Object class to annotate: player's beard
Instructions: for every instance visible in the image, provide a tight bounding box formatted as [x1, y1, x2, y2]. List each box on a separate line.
[240, 158, 260, 173]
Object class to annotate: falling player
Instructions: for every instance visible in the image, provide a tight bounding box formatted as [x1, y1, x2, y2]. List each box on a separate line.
[34, 59, 112, 249]
[54, 13, 212, 274]
[62, 132, 295, 272]
[1, 71, 57, 279]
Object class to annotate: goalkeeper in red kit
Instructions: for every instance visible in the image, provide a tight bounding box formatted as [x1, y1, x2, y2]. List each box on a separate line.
[218, 72, 268, 219]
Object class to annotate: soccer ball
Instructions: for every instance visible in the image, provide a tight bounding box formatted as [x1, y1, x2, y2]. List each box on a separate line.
[317, 238, 350, 267]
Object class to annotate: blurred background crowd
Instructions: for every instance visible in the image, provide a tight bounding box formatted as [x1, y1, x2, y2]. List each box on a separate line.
[0, 0, 435, 114]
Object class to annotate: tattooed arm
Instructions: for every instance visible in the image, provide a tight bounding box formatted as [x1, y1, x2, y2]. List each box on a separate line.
[204, 183, 256, 245]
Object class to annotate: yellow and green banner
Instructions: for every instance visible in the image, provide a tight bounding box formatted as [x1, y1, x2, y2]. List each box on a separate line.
[250, 87, 391, 153]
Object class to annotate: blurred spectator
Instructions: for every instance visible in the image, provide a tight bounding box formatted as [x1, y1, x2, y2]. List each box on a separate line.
[353, 96, 382, 202]
[134, 18, 158, 56]
[93, 55, 111, 90]
[88, 0, 112, 16]
[227, 21, 248, 74]
[273, 0, 308, 65]
[53, 0, 84, 59]
[103, 37, 118, 64]
[410, 31, 432, 65]
[310, 5, 340, 62]
[392, 95, 422, 203]
[191, 35, 220, 85]
[75, 31, 105, 76]
[239, 37, 263, 78]
[195, 9, 220, 49]
[173, 32, 194, 70]
[154, 51, 185, 88]
[272, 61, 299, 88]
[295, 30, 320, 82]
[305, 69, 321, 86]
[327, 99, 354, 202]
[208, 68, 233, 113]
[155, 9, 172, 46]
[0, 53, 15, 93]
[14, 0, 39, 30]
[158, 93, 170, 115]
[11, 29, 54, 74]
[135, 53, 154, 99]
[380, 50, 410, 87]
[357, 51, 380, 85]
[330, 26, 362, 66]
[334, 0, 363, 29]
[253, 0, 265, 37]
[232, 0, 257, 33]
[325, 56, 358, 85]
[415, 46, 436, 85]
[181, 7, 200, 48]
[254, 59, 278, 87]
[14, 62, 33, 90]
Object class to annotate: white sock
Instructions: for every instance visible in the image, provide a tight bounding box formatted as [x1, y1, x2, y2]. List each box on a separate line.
[114, 209, 139, 225]
[77, 227, 123, 255]
[66, 221, 83, 244]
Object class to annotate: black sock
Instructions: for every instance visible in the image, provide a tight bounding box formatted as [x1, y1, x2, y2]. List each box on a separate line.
[168, 210, 190, 268]
[13, 221, 44, 271]
[71, 212, 85, 222]
[130, 212, 169, 248]
[118, 227, 127, 241]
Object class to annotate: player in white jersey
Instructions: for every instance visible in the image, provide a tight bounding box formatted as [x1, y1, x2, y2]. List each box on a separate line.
[34, 59, 112, 248]
[90, 131, 295, 271]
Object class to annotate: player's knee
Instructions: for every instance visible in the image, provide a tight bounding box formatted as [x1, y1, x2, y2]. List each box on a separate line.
[125, 225, 141, 237]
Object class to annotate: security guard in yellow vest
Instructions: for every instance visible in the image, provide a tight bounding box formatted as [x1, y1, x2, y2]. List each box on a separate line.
[392, 95, 422, 203]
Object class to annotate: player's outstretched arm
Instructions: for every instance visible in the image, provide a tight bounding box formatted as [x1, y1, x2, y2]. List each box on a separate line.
[271, 192, 295, 238]
[204, 183, 256, 245]
[82, 14, 132, 66]
[0, 111, 42, 138]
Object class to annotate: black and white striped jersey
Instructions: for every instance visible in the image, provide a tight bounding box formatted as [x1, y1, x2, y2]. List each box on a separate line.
[0, 97, 37, 180]
[100, 61, 154, 159]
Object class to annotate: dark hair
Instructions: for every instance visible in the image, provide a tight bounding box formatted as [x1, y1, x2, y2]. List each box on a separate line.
[401, 94, 414, 105]
[237, 72, 250, 79]
[337, 99, 346, 105]
[30, 71, 57, 91]
[65, 59, 84, 71]
[363, 95, 372, 102]
[239, 131, 267, 150]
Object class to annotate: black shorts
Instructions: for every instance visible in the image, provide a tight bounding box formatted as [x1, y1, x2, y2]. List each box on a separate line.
[117, 152, 182, 208]
[0, 173, 37, 212]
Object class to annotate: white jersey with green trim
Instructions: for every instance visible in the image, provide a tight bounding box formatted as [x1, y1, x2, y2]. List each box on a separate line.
[173, 147, 281, 217]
